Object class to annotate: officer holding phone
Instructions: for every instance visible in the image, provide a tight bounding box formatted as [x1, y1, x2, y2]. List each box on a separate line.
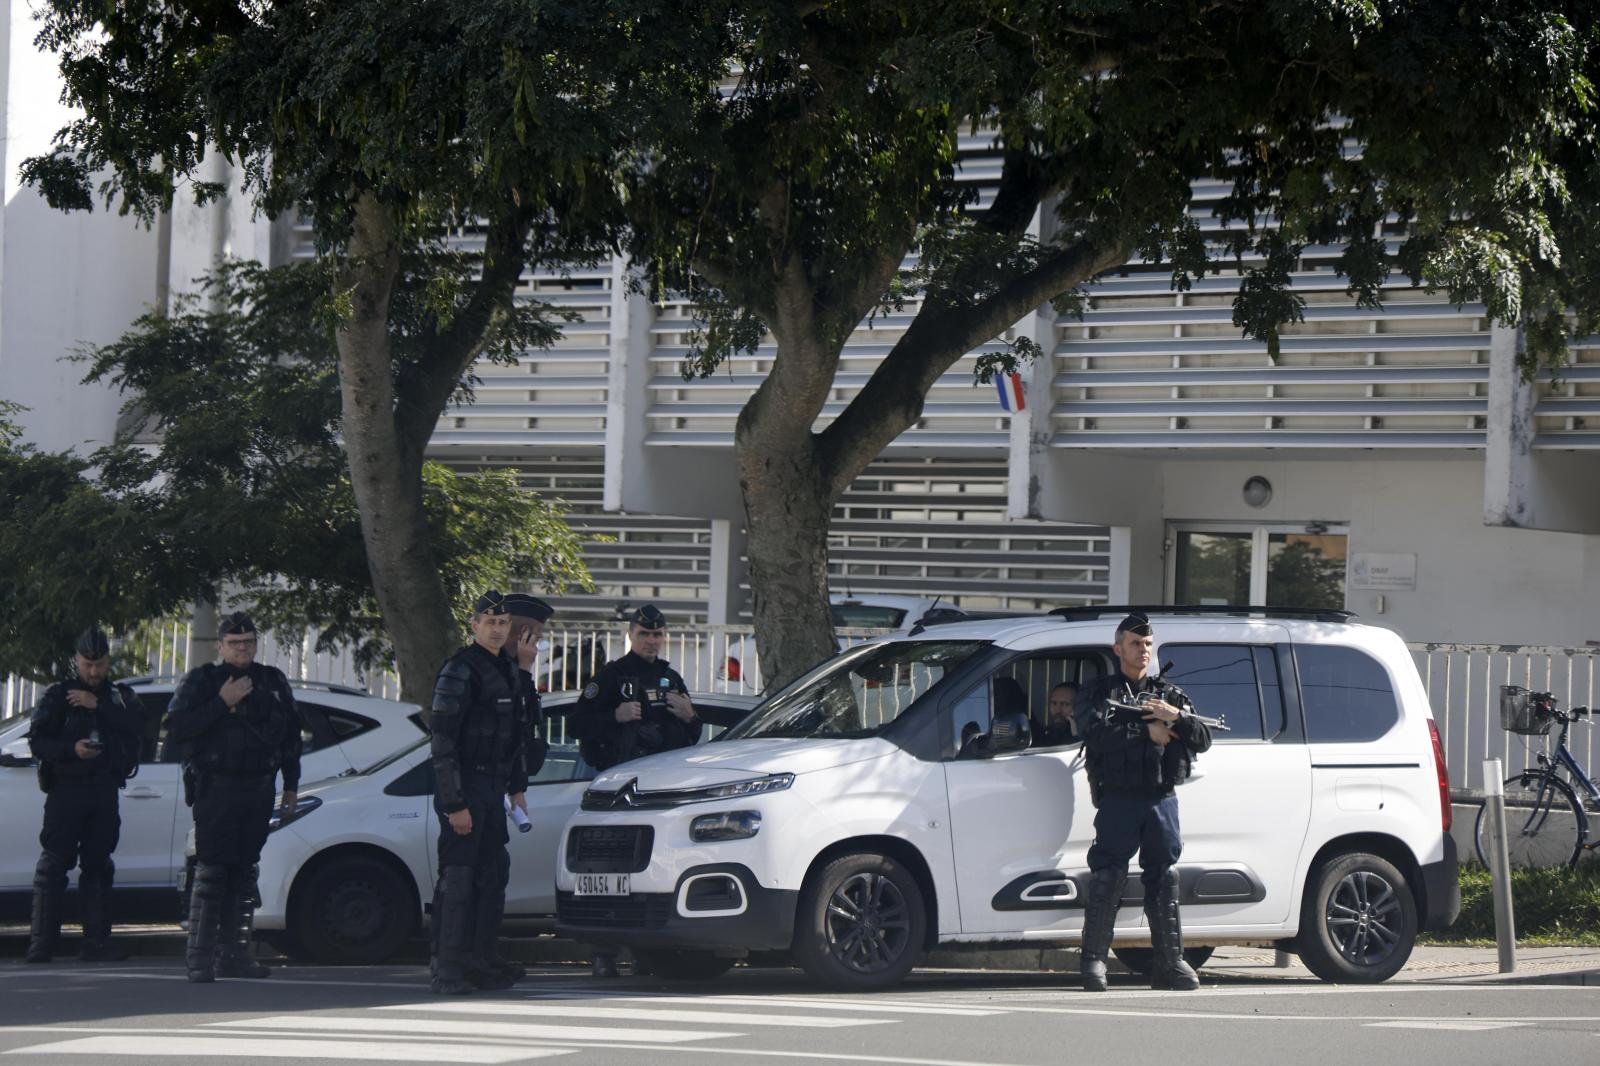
[25, 629, 143, 963]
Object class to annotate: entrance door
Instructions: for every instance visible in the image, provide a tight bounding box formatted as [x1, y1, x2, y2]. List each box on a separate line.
[1170, 523, 1349, 609]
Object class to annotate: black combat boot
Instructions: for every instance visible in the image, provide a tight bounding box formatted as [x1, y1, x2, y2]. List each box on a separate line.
[77, 862, 128, 962]
[216, 866, 271, 978]
[467, 879, 517, 990]
[431, 865, 477, 995]
[1079, 867, 1126, 992]
[25, 852, 69, 964]
[185, 862, 226, 983]
[1146, 867, 1200, 991]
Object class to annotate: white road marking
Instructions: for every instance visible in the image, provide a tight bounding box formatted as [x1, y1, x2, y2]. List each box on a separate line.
[1366, 1021, 1531, 1032]
[376, 1001, 890, 1028]
[576, 993, 1003, 1016]
[4, 1035, 567, 1062]
[208, 1015, 738, 1044]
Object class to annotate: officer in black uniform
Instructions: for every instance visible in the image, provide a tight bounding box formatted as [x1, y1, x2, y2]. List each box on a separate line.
[429, 590, 533, 995]
[573, 603, 700, 975]
[166, 612, 302, 983]
[25, 628, 143, 963]
[1078, 613, 1212, 992]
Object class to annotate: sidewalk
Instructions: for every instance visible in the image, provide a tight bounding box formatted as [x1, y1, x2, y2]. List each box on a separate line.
[1202, 943, 1600, 986]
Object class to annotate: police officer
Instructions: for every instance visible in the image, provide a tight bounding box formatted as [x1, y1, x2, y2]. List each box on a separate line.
[25, 628, 143, 963]
[429, 590, 534, 995]
[1078, 613, 1212, 992]
[573, 603, 699, 975]
[166, 612, 302, 983]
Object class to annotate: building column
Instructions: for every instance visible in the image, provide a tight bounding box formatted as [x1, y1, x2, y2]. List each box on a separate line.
[603, 258, 655, 512]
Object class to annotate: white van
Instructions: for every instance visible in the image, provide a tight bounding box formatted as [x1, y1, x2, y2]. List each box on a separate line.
[554, 607, 1459, 988]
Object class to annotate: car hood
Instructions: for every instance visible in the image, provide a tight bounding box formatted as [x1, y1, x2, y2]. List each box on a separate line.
[589, 737, 897, 790]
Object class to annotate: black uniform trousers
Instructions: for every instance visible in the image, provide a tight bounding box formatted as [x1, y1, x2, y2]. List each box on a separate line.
[194, 775, 277, 867]
[1086, 789, 1183, 904]
[433, 772, 511, 977]
[40, 780, 122, 877]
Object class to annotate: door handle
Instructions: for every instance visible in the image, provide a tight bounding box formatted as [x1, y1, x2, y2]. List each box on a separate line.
[124, 789, 165, 800]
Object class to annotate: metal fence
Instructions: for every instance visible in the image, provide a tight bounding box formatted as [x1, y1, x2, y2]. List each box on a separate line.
[1411, 643, 1599, 799]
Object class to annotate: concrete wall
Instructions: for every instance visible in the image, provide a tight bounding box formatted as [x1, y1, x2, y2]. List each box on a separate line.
[1157, 456, 1600, 646]
[0, 3, 160, 454]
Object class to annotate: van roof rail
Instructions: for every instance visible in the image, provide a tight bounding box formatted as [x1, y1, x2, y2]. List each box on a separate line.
[1048, 604, 1357, 624]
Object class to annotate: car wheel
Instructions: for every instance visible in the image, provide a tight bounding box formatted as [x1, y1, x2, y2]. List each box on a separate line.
[792, 852, 926, 991]
[291, 853, 417, 965]
[1295, 851, 1417, 983]
[1111, 945, 1214, 976]
[631, 948, 735, 981]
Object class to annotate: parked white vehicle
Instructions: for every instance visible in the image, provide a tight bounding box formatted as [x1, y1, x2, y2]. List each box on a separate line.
[0, 679, 424, 922]
[212, 692, 758, 964]
[555, 607, 1460, 987]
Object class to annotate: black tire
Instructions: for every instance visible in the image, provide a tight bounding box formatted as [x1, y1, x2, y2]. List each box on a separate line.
[792, 852, 926, 991]
[290, 853, 417, 965]
[1111, 944, 1214, 976]
[631, 948, 735, 981]
[1474, 772, 1585, 869]
[1296, 852, 1417, 983]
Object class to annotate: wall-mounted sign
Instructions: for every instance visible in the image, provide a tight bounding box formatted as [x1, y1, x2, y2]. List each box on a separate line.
[1351, 552, 1416, 591]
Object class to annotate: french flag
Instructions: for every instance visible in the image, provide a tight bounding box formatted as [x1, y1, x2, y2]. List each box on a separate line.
[994, 371, 1026, 412]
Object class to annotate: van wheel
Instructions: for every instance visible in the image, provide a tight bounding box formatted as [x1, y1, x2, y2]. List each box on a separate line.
[1296, 852, 1417, 983]
[793, 852, 926, 991]
[631, 949, 735, 981]
[1112, 945, 1214, 975]
[291, 854, 416, 965]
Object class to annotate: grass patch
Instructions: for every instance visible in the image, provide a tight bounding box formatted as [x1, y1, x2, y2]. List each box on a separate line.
[1422, 862, 1600, 946]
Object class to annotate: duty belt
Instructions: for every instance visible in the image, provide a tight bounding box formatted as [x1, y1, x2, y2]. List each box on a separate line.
[465, 763, 511, 777]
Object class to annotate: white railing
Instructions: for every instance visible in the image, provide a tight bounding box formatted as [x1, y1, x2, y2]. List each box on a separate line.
[1411, 643, 1600, 797]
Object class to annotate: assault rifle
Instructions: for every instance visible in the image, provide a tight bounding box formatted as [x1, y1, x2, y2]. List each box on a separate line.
[1105, 663, 1231, 732]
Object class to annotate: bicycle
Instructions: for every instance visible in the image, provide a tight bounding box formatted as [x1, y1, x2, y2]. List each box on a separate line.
[1473, 686, 1599, 868]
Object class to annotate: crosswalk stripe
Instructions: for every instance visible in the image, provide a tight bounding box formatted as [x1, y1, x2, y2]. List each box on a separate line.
[209, 1015, 738, 1044]
[573, 994, 1003, 1016]
[5, 1035, 567, 1062]
[376, 1001, 890, 1028]
[1366, 1021, 1531, 1032]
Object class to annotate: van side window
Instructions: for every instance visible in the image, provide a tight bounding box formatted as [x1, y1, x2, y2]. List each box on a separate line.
[1160, 644, 1271, 742]
[1294, 645, 1400, 743]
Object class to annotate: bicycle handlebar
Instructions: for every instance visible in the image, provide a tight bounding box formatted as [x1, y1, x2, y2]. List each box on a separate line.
[1525, 691, 1590, 722]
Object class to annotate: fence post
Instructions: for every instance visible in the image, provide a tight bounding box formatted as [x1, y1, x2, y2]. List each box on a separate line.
[1481, 758, 1517, 973]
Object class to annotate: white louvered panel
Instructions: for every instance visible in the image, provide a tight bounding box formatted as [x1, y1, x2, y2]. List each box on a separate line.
[1533, 342, 1600, 448]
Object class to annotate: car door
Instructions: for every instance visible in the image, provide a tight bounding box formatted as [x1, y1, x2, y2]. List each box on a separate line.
[510, 747, 594, 916]
[1148, 624, 1312, 931]
[0, 719, 48, 892]
[115, 692, 185, 887]
[943, 649, 1111, 936]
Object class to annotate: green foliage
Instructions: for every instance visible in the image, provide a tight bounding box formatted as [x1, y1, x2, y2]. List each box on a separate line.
[1433, 863, 1600, 946]
[78, 262, 596, 676]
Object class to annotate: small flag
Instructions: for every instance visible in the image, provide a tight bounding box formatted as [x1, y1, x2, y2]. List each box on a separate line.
[994, 371, 1026, 412]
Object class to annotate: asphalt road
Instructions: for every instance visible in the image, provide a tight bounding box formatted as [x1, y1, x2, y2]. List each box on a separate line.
[2, 962, 1597, 1066]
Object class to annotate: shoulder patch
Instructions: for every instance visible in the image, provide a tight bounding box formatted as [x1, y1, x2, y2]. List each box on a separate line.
[582, 681, 600, 700]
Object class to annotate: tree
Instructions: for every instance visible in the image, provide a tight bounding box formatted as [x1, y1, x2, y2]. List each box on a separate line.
[624, 1, 1600, 686]
[24, 1, 730, 701]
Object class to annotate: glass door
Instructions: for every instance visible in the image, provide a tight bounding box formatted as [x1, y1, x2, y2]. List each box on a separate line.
[1169, 523, 1349, 610]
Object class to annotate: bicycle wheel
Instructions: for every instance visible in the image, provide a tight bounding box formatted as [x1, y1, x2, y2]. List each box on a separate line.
[1474, 772, 1585, 868]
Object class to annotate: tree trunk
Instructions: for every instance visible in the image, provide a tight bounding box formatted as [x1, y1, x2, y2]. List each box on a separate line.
[334, 194, 460, 707]
[738, 436, 838, 691]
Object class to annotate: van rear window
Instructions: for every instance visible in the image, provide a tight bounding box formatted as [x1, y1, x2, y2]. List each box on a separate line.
[1294, 645, 1400, 743]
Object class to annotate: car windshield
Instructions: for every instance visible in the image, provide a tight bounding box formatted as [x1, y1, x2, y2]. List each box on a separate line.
[724, 640, 988, 740]
[831, 605, 908, 629]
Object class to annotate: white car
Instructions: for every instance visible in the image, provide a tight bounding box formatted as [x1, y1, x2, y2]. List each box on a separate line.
[0, 679, 425, 923]
[555, 607, 1461, 987]
[228, 692, 758, 964]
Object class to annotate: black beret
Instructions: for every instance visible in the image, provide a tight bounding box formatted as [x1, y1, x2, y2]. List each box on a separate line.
[75, 628, 110, 659]
[630, 604, 667, 630]
[1116, 612, 1152, 637]
[219, 611, 257, 637]
[503, 593, 554, 622]
[472, 589, 508, 616]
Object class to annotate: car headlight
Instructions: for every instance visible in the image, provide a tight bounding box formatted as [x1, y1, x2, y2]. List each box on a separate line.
[690, 810, 762, 842]
[696, 773, 793, 800]
[267, 795, 323, 833]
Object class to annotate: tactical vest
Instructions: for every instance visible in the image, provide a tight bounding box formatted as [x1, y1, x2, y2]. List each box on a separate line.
[187, 663, 295, 777]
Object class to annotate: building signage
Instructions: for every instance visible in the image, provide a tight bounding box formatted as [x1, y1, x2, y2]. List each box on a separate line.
[1351, 552, 1416, 591]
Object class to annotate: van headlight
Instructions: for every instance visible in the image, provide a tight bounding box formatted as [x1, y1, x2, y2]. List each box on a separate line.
[268, 795, 323, 833]
[697, 773, 793, 800]
[690, 810, 762, 842]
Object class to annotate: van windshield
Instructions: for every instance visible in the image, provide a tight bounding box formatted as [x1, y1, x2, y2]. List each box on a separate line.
[724, 640, 988, 740]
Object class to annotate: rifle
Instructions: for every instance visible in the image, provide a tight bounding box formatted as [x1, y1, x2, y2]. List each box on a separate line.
[1105, 663, 1231, 731]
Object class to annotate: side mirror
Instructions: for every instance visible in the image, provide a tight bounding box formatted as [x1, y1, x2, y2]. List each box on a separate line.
[966, 711, 1032, 758]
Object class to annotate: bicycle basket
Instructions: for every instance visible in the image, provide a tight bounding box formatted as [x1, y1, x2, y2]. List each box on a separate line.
[1500, 685, 1556, 735]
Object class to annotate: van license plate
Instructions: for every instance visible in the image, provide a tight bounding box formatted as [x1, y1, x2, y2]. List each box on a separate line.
[574, 873, 630, 896]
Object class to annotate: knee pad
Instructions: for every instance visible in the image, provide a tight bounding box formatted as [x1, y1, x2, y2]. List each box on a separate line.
[441, 865, 475, 897]
[33, 852, 69, 889]
[193, 862, 229, 902]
